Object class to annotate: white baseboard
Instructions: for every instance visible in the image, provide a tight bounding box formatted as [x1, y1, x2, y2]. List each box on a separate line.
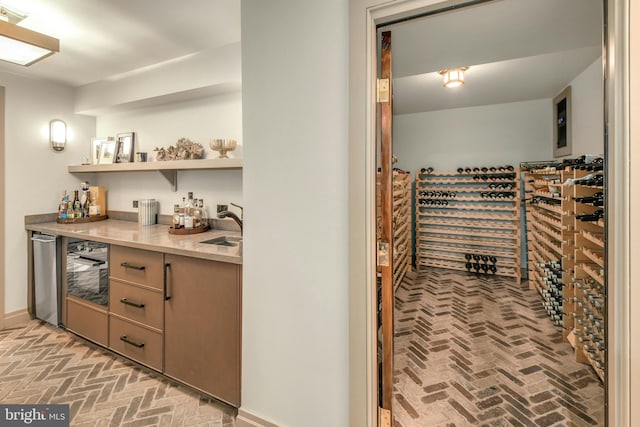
[237, 409, 282, 427]
[3, 309, 30, 329]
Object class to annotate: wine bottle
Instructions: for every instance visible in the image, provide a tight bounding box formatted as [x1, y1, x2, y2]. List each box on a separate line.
[576, 209, 604, 222]
[73, 190, 82, 219]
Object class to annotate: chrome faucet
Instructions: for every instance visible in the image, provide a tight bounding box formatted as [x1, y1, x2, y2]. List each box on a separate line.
[218, 202, 243, 233]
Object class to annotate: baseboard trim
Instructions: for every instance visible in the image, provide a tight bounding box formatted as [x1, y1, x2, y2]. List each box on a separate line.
[237, 409, 281, 427]
[3, 309, 30, 329]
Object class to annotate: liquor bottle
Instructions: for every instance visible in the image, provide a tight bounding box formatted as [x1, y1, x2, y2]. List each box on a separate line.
[66, 200, 74, 219]
[58, 191, 68, 219]
[73, 190, 82, 218]
[89, 196, 99, 216]
[193, 200, 203, 228]
[199, 199, 207, 226]
[172, 204, 181, 229]
[184, 192, 195, 229]
[179, 197, 186, 227]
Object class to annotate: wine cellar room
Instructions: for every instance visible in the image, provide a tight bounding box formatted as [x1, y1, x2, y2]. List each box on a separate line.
[380, 0, 607, 426]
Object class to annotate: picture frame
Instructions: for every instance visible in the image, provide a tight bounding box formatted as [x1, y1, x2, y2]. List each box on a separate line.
[98, 140, 117, 164]
[116, 132, 136, 163]
[553, 86, 572, 158]
[91, 137, 107, 165]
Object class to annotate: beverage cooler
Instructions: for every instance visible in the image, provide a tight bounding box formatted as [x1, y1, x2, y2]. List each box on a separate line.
[66, 238, 109, 307]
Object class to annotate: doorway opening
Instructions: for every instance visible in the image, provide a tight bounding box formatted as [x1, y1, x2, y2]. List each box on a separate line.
[373, 1, 608, 425]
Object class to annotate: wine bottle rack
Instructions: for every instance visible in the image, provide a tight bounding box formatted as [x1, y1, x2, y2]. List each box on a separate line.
[524, 161, 606, 383]
[570, 168, 606, 382]
[415, 167, 521, 281]
[524, 167, 576, 338]
[376, 170, 412, 292]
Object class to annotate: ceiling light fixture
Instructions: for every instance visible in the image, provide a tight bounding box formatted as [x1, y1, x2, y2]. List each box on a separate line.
[439, 67, 468, 88]
[0, 4, 59, 66]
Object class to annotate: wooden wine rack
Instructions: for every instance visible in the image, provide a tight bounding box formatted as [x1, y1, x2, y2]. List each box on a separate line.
[523, 167, 576, 337]
[415, 168, 521, 281]
[376, 171, 412, 291]
[524, 163, 605, 383]
[570, 169, 605, 382]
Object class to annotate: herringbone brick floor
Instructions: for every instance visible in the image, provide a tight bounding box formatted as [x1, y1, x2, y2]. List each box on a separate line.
[393, 268, 605, 427]
[0, 321, 236, 426]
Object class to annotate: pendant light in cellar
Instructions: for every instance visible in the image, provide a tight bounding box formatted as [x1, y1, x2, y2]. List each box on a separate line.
[439, 66, 468, 88]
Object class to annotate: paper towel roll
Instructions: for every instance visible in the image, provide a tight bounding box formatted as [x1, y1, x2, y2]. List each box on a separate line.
[138, 199, 158, 225]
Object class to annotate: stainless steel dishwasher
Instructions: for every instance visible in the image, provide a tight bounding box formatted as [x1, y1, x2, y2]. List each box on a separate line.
[31, 233, 62, 326]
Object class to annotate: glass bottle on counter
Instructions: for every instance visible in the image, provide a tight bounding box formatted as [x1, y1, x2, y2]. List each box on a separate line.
[73, 190, 82, 219]
[58, 191, 68, 219]
[199, 199, 207, 227]
[172, 204, 181, 229]
[179, 197, 186, 227]
[193, 200, 203, 228]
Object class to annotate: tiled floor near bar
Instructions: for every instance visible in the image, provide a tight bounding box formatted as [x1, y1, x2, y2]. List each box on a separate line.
[393, 268, 605, 427]
[0, 321, 236, 426]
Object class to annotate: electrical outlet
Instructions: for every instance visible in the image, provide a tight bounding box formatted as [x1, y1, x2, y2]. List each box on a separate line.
[217, 204, 228, 213]
[133, 200, 138, 208]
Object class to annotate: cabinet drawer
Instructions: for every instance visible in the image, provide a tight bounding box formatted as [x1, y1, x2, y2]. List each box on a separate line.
[110, 245, 164, 289]
[110, 279, 163, 330]
[66, 297, 108, 346]
[109, 315, 162, 371]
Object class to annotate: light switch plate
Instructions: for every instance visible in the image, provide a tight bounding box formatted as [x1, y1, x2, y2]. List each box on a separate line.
[133, 200, 138, 208]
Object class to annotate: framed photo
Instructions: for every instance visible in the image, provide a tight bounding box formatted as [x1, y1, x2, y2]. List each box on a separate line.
[98, 140, 117, 164]
[91, 138, 107, 165]
[553, 86, 572, 158]
[116, 132, 136, 163]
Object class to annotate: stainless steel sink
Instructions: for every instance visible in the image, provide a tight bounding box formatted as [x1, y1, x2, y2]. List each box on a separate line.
[200, 236, 242, 247]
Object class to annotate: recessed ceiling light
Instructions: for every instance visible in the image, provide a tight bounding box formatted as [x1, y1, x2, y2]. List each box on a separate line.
[0, 4, 59, 66]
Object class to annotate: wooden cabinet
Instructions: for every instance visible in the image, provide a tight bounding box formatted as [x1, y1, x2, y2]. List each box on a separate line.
[164, 254, 242, 407]
[108, 245, 165, 371]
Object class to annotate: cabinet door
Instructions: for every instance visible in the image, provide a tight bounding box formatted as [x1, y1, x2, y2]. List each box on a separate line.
[164, 254, 241, 407]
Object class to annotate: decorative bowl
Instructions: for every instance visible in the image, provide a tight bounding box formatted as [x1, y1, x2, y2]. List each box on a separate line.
[209, 139, 237, 159]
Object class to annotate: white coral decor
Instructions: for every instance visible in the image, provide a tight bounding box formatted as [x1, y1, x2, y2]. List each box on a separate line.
[154, 138, 204, 161]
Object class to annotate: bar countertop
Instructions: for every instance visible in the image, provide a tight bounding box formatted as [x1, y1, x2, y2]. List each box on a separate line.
[25, 219, 242, 264]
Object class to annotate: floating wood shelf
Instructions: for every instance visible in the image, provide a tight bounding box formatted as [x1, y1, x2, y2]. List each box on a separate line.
[68, 158, 243, 192]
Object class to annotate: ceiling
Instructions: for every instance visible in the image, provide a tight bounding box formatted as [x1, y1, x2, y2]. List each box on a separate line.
[382, 0, 603, 114]
[0, 0, 602, 113]
[0, 0, 240, 87]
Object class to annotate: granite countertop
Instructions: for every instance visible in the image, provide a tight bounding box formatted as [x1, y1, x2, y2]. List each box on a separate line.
[25, 219, 242, 264]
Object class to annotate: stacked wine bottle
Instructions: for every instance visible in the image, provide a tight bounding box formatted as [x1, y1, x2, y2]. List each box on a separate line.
[415, 165, 521, 281]
[464, 253, 499, 274]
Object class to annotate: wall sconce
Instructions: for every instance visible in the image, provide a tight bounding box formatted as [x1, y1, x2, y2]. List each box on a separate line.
[49, 119, 66, 151]
[439, 67, 469, 88]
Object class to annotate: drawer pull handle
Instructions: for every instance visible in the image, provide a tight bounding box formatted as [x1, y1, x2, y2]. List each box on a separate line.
[120, 298, 145, 309]
[120, 336, 145, 348]
[121, 262, 145, 271]
[164, 263, 171, 301]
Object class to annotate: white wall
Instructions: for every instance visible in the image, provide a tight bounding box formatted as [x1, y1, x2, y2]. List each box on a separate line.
[1, 72, 95, 313]
[393, 99, 552, 172]
[566, 57, 604, 157]
[94, 92, 243, 215]
[241, 0, 349, 426]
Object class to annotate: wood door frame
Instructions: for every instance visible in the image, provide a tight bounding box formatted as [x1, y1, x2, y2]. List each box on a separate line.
[348, 0, 631, 426]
